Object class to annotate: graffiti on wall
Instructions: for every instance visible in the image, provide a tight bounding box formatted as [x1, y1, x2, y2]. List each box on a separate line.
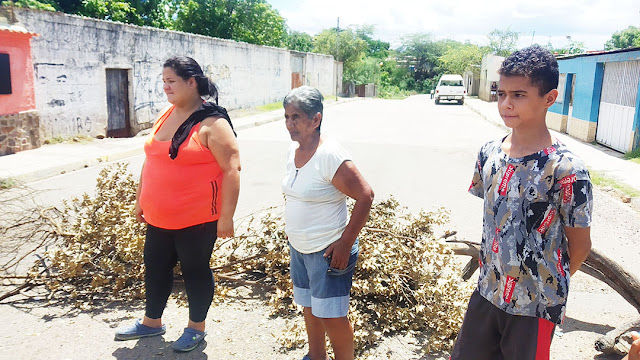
[34, 63, 98, 137]
[133, 60, 165, 123]
[35, 63, 67, 84]
[204, 64, 232, 99]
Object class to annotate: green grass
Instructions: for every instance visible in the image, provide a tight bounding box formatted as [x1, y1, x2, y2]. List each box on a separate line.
[43, 135, 94, 145]
[589, 168, 640, 198]
[256, 102, 283, 112]
[0, 177, 18, 190]
[624, 148, 640, 165]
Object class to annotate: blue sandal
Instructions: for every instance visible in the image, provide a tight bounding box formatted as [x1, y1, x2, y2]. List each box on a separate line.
[114, 319, 166, 341]
[172, 327, 206, 352]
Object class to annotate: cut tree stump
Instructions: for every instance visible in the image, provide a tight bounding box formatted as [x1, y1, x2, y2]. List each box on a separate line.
[446, 239, 640, 355]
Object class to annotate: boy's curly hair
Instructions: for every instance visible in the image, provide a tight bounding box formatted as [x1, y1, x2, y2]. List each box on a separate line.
[499, 45, 559, 95]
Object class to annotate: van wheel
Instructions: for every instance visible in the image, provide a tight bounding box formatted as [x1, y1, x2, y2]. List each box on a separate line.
[459, 99, 464, 105]
[435, 99, 440, 104]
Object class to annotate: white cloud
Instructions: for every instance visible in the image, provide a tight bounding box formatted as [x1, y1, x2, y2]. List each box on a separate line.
[268, 0, 640, 50]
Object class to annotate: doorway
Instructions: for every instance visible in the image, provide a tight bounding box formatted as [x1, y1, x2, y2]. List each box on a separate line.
[106, 69, 131, 138]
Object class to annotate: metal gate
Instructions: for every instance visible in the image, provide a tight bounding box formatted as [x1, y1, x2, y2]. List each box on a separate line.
[106, 69, 131, 138]
[596, 60, 640, 153]
[291, 54, 304, 89]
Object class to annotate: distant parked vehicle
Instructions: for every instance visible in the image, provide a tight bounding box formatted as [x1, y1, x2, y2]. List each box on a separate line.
[434, 74, 466, 105]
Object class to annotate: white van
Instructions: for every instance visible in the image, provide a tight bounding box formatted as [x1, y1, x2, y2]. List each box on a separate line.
[434, 74, 466, 105]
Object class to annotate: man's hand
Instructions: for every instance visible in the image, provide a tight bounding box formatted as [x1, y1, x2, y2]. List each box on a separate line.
[624, 332, 640, 360]
[323, 239, 352, 270]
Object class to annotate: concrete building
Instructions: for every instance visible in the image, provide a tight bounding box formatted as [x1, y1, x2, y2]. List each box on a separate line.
[0, 17, 40, 155]
[463, 67, 480, 96]
[547, 47, 640, 153]
[478, 54, 504, 102]
[2, 7, 339, 141]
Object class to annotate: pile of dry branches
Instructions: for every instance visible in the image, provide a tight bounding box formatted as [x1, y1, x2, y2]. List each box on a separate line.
[5, 164, 474, 354]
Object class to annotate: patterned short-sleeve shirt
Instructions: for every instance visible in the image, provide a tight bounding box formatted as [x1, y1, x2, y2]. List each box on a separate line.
[468, 137, 593, 324]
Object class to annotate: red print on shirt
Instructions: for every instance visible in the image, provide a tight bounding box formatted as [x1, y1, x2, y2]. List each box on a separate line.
[492, 227, 500, 253]
[499, 164, 516, 196]
[560, 174, 577, 204]
[537, 208, 557, 234]
[556, 249, 566, 277]
[503, 276, 517, 303]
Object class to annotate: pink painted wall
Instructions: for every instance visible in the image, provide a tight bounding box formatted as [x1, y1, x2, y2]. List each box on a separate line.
[0, 31, 37, 116]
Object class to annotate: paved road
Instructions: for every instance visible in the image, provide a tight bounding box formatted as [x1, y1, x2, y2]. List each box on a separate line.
[21, 95, 502, 243]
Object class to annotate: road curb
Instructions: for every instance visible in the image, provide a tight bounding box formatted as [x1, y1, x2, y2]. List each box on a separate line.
[464, 101, 508, 132]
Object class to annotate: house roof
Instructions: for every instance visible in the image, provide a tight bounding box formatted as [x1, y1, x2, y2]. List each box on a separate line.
[0, 23, 38, 36]
[557, 46, 640, 60]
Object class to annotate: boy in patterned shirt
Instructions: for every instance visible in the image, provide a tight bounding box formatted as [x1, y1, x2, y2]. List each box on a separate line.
[450, 45, 593, 360]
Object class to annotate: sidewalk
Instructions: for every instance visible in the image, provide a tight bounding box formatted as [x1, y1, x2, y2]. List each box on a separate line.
[465, 97, 640, 194]
[0, 98, 357, 185]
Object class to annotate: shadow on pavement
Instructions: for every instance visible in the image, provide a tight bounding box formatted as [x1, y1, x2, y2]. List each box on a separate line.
[113, 336, 209, 359]
[560, 315, 615, 335]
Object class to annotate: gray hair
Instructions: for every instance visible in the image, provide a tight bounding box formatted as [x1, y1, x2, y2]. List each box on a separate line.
[283, 86, 324, 131]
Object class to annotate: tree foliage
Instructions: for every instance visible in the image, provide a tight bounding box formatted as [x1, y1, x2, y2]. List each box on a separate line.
[314, 27, 368, 82]
[355, 25, 390, 59]
[2, 0, 57, 11]
[8, 0, 287, 46]
[488, 27, 519, 56]
[174, 0, 287, 46]
[439, 43, 489, 75]
[286, 30, 314, 52]
[78, 0, 142, 24]
[605, 26, 640, 50]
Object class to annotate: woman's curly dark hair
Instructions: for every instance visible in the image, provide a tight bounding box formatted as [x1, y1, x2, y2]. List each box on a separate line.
[499, 45, 559, 95]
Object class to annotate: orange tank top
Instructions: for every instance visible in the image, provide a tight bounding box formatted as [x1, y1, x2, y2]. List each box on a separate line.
[139, 105, 223, 229]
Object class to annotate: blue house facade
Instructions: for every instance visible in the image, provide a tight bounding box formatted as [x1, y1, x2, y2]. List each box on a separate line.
[547, 47, 640, 153]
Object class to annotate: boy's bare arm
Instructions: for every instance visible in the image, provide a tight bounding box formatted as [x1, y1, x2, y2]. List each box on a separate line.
[565, 226, 592, 276]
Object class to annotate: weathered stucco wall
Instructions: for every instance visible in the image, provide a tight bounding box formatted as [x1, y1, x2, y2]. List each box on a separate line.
[479, 54, 504, 101]
[10, 8, 336, 139]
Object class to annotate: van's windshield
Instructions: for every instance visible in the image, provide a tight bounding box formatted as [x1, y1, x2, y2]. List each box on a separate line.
[439, 80, 463, 86]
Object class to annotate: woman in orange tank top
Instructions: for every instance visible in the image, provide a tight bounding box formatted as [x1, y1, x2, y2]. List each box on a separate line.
[115, 56, 240, 353]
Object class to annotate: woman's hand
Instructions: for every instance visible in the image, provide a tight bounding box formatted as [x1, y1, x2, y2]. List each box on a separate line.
[324, 238, 353, 270]
[217, 217, 234, 238]
[134, 201, 146, 223]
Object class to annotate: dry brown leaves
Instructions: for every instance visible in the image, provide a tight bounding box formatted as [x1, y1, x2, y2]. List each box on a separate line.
[29, 164, 473, 355]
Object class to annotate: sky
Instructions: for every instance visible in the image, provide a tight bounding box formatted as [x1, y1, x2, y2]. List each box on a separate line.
[267, 0, 640, 51]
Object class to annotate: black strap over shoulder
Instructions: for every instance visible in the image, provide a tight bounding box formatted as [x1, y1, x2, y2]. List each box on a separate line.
[169, 101, 237, 160]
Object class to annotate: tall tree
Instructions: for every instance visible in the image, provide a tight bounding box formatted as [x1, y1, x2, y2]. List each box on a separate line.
[78, 0, 142, 24]
[2, 0, 57, 11]
[439, 43, 489, 75]
[175, 0, 287, 47]
[396, 34, 453, 91]
[313, 27, 367, 80]
[488, 28, 519, 56]
[605, 26, 640, 50]
[354, 25, 390, 59]
[286, 30, 314, 52]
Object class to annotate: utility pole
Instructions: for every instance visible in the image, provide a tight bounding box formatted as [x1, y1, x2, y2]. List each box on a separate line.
[335, 17, 339, 100]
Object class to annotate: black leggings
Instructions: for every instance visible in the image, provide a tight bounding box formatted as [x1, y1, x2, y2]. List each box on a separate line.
[144, 221, 217, 323]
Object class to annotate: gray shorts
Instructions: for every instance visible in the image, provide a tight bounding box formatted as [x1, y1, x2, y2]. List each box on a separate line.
[289, 240, 358, 318]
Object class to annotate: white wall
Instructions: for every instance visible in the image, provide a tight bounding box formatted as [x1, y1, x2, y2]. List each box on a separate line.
[479, 54, 504, 101]
[13, 8, 336, 139]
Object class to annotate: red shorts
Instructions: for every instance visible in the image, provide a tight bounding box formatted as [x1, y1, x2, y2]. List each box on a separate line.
[450, 290, 556, 360]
